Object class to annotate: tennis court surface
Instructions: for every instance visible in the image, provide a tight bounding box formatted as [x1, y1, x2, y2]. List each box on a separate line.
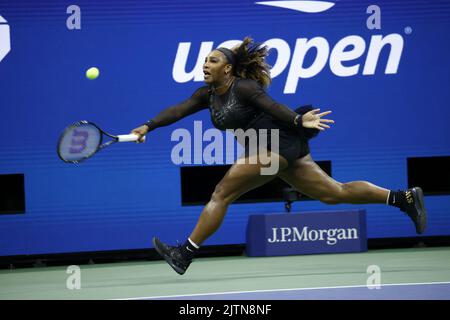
[1, 247, 449, 300]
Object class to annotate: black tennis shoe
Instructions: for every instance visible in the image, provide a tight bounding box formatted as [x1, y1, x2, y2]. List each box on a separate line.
[401, 187, 427, 234]
[152, 237, 191, 275]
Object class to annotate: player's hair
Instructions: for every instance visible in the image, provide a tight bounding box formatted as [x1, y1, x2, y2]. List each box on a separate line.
[231, 37, 272, 88]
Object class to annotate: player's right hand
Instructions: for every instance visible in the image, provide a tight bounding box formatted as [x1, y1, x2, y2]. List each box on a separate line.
[131, 125, 149, 143]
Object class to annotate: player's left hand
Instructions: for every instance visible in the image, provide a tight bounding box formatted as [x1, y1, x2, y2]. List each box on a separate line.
[301, 108, 334, 131]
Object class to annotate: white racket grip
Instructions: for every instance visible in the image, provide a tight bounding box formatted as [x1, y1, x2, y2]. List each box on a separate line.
[117, 134, 146, 142]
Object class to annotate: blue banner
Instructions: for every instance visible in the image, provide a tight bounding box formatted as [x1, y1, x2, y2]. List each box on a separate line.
[0, 0, 449, 256]
[246, 210, 367, 256]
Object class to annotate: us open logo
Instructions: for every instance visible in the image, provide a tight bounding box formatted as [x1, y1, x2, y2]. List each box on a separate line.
[255, 1, 335, 13]
[173, 1, 404, 94]
[0, 15, 11, 63]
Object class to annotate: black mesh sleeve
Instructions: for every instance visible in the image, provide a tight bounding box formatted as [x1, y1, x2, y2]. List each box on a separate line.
[144, 86, 210, 131]
[234, 79, 300, 128]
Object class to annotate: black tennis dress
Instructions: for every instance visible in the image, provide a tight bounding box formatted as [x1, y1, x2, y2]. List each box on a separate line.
[145, 78, 319, 167]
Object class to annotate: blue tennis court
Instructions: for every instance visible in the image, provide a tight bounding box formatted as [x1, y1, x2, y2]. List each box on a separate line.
[142, 282, 450, 300]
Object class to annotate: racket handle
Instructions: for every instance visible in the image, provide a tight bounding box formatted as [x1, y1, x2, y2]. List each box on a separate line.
[117, 134, 146, 142]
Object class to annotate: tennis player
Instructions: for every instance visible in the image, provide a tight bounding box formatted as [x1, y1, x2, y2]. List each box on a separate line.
[131, 37, 427, 275]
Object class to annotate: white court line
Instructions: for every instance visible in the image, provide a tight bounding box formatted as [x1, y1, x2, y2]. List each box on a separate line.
[116, 281, 450, 300]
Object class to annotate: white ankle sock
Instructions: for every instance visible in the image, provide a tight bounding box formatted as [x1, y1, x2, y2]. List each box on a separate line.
[188, 238, 200, 249]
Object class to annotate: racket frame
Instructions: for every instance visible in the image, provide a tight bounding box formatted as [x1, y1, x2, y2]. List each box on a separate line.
[57, 120, 119, 164]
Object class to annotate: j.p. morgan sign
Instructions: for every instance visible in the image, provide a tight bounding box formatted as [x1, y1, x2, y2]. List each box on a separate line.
[246, 210, 367, 256]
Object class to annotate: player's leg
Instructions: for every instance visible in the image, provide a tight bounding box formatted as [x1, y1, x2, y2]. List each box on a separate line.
[153, 152, 289, 274]
[278, 154, 388, 204]
[277, 154, 426, 233]
[189, 154, 288, 245]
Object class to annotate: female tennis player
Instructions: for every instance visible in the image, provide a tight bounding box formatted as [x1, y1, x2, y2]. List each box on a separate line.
[131, 37, 427, 275]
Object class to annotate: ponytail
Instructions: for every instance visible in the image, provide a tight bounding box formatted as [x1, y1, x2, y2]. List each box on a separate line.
[231, 37, 271, 88]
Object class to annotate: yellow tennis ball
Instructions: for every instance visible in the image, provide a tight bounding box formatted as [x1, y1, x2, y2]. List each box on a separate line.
[86, 67, 100, 80]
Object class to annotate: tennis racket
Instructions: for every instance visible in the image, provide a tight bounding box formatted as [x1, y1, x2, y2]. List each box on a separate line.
[57, 120, 145, 163]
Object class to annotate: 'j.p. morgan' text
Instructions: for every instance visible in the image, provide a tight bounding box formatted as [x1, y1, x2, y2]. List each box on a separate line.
[268, 226, 358, 245]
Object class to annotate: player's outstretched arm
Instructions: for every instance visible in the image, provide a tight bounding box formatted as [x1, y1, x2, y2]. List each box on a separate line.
[131, 87, 209, 143]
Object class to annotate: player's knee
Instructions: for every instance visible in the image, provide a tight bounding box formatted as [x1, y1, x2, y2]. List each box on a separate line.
[211, 184, 234, 206]
[210, 186, 224, 203]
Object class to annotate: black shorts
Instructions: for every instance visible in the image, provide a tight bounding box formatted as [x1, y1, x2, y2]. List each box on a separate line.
[243, 113, 310, 167]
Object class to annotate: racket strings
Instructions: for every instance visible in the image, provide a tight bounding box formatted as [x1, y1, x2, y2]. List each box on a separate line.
[58, 123, 102, 162]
